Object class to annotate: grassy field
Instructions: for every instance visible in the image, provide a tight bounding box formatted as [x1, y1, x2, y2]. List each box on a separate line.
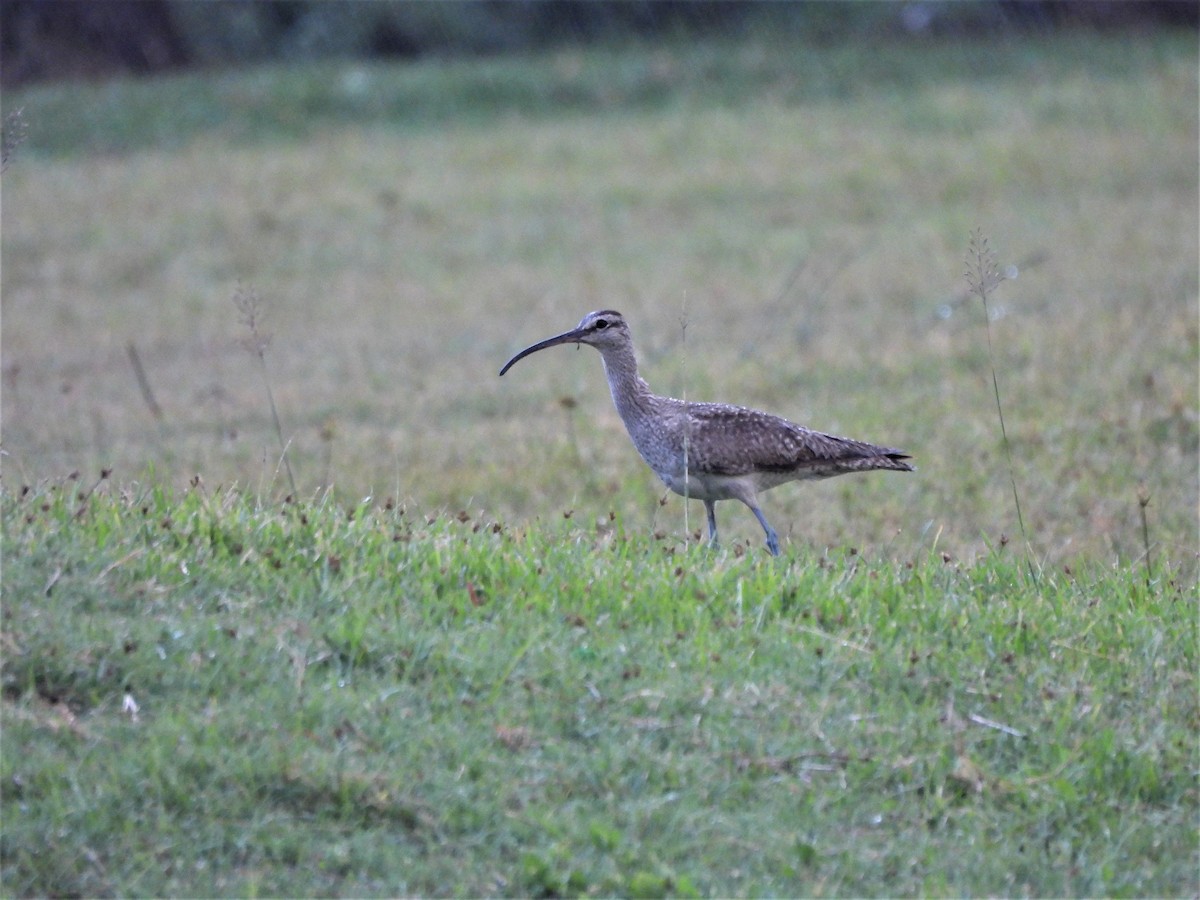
[3, 30, 1197, 566]
[2, 482, 1196, 896]
[2, 28, 1198, 897]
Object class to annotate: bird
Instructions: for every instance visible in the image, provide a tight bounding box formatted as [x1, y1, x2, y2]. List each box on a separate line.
[499, 310, 913, 555]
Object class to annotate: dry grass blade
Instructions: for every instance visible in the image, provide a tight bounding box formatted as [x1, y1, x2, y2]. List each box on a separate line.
[126, 342, 163, 420]
[965, 229, 1035, 580]
[233, 285, 297, 496]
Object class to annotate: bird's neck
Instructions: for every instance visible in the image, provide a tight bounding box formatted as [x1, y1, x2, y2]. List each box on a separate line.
[598, 342, 655, 422]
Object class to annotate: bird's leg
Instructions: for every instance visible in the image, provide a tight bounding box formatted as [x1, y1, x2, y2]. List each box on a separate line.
[747, 504, 780, 556]
[704, 500, 719, 548]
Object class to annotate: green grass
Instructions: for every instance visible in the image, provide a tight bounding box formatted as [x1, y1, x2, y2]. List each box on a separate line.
[1, 30, 1198, 896]
[2, 482, 1196, 896]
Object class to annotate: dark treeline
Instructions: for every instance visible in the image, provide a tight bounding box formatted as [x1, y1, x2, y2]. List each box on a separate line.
[3, 0, 1196, 87]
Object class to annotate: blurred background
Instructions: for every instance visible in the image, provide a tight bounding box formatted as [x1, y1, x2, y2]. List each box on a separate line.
[3, 0, 1196, 86]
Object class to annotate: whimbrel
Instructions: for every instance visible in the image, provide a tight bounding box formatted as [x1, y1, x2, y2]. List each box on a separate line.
[499, 310, 913, 555]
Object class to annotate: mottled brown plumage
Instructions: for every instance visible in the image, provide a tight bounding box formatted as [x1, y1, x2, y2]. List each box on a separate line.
[500, 310, 913, 555]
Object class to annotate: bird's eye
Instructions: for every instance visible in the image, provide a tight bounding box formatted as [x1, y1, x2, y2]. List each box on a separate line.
[594, 319, 608, 329]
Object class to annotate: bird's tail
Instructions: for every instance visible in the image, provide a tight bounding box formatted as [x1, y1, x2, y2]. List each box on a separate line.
[864, 450, 915, 472]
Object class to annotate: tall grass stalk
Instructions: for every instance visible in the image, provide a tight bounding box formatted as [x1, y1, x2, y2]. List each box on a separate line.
[1137, 486, 1154, 590]
[964, 230, 1035, 580]
[679, 303, 691, 547]
[233, 285, 297, 497]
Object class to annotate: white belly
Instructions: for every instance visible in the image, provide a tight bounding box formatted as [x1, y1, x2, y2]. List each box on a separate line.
[657, 468, 794, 503]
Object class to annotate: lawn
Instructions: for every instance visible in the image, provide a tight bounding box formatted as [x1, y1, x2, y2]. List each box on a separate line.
[2, 482, 1196, 896]
[2, 28, 1197, 897]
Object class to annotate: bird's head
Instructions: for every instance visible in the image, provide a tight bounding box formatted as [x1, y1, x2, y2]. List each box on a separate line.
[499, 310, 630, 376]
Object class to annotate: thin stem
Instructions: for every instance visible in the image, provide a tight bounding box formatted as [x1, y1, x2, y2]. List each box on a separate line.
[234, 286, 298, 497]
[966, 230, 1035, 581]
[257, 353, 297, 496]
[1138, 487, 1153, 591]
[679, 305, 690, 545]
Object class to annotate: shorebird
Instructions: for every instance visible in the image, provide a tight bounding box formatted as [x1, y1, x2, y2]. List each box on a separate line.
[499, 310, 913, 555]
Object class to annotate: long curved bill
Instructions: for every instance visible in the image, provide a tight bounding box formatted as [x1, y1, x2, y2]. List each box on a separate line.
[498, 327, 588, 376]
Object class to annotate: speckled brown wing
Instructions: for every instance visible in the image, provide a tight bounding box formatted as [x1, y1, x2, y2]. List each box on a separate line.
[682, 402, 913, 479]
